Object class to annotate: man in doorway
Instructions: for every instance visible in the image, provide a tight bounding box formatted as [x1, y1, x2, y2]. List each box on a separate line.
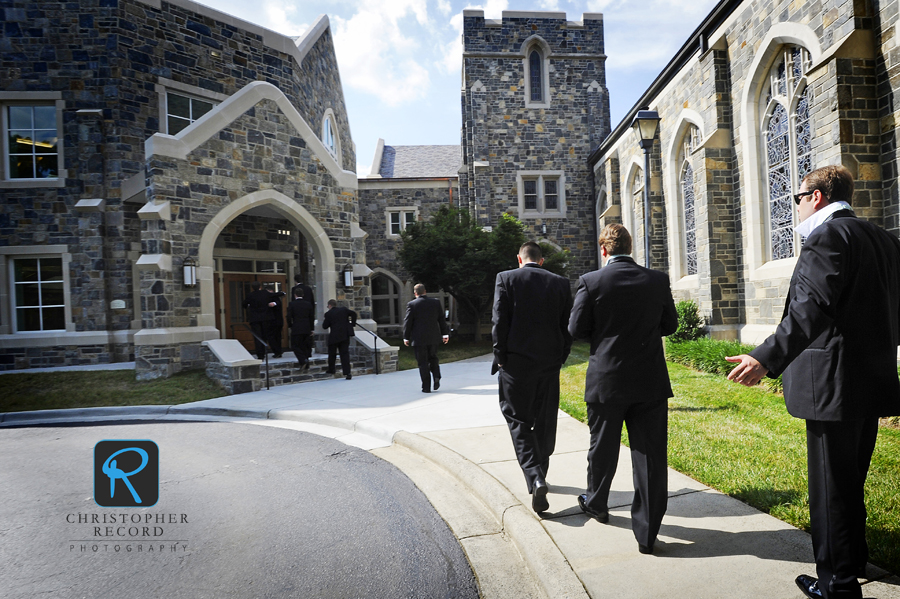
[568, 224, 677, 555]
[322, 299, 357, 379]
[403, 284, 450, 393]
[492, 241, 573, 513]
[287, 287, 315, 370]
[265, 284, 285, 358]
[243, 281, 278, 360]
[726, 165, 900, 599]
[291, 273, 315, 317]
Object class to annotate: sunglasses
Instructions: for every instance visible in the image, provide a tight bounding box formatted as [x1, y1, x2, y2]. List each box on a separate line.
[793, 190, 816, 205]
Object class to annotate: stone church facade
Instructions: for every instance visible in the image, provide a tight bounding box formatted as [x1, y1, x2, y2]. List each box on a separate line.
[592, 0, 900, 343]
[0, 0, 370, 377]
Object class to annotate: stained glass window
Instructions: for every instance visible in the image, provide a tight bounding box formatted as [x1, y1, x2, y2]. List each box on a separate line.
[682, 161, 697, 275]
[529, 50, 542, 102]
[763, 46, 813, 261]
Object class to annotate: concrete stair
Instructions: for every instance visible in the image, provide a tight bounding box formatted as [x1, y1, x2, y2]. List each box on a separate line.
[259, 353, 372, 387]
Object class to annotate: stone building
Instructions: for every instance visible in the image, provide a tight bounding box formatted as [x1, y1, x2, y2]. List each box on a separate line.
[358, 141, 460, 337]
[591, 0, 900, 343]
[0, 0, 374, 378]
[460, 10, 611, 278]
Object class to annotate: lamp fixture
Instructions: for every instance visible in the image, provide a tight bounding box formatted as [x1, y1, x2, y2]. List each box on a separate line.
[182, 256, 198, 288]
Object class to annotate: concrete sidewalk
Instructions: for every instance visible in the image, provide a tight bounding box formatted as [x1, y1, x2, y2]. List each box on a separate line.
[3, 356, 899, 598]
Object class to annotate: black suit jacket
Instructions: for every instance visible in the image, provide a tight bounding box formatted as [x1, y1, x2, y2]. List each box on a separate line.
[291, 283, 315, 313]
[492, 263, 573, 375]
[403, 296, 449, 346]
[568, 256, 678, 404]
[286, 298, 315, 335]
[243, 289, 273, 324]
[322, 306, 357, 345]
[751, 211, 900, 421]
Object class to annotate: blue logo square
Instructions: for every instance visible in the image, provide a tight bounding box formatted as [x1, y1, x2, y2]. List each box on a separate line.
[94, 440, 159, 508]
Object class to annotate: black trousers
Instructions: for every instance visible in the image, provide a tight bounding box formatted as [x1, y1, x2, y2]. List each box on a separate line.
[250, 322, 266, 359]
[290, 333, 310, 365]
[327, 340, 351, 376]
[498, 366, 560, 494]
[585, 399, 668, 548]
[414, 343, 441, 391]
[267, 322, 282, 356]
[806, 417, 879, 599]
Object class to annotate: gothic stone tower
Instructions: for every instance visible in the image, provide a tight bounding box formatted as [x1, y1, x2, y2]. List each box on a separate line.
[460, 10, 610, 277]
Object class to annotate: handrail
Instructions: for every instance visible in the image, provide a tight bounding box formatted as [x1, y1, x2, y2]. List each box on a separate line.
[354, 323, 380, 375]
[230, 323, 270, 390]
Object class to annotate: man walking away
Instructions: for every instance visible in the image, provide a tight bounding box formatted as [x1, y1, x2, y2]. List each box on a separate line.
[726, 165, 900, 599]
[243, 281, 277, 360]
[568, 224, 677, 555]
[322, 299, 357, 379]
[492, 241, 573, 514]
[287, 287, 315, 370]
[403, 284, 450, 393]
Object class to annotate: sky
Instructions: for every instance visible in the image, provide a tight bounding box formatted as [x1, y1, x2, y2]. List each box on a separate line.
[197, 0, 721, 175]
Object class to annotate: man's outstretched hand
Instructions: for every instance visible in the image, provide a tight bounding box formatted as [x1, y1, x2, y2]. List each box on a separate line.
[725, 354, 768, 387]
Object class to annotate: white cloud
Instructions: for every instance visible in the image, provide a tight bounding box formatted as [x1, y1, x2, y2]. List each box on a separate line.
[438, 0, 509, 75]
[437, 0, 452, 15]
[332, 0, 433, 106]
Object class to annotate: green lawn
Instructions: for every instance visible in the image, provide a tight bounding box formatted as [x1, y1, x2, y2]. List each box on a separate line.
[0, 369, 226, 413]
[382, 336, 493, 371]
[559, 341, 900, 576]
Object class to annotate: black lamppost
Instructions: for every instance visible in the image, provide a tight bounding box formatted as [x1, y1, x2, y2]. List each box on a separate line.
[631, 110, 660, 268]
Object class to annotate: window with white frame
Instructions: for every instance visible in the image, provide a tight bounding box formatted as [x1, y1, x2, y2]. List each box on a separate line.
[523, 39, 550, 109]
[322, 115, 336, 156]
[13, 256, 65, 331]
[529, 50, 543, 102]
[166, 91, 215, 135]
[371, 274, 401, 326]
[387, 208, 417, 237]
[762, 45, 813, 261]
[516, 171, 565, 217]
[4, 104, 60, 180]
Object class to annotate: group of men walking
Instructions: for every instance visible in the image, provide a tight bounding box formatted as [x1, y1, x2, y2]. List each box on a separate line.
[492, 165, 900, 599]
[243, 273, 358, 379]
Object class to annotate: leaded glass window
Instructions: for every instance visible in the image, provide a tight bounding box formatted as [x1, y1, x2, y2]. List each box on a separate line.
[632, 169, 644, 262]
[762, 45, 812, 261]
[529, 50, 542, 102]
[682, 161, 697, 275]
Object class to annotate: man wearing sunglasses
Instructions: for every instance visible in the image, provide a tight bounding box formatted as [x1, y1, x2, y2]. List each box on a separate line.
[726, 165, 900, 599]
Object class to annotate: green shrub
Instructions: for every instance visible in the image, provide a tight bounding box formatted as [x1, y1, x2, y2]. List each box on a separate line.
[669, 299, 704, 342]
[666, 337, 784, 394]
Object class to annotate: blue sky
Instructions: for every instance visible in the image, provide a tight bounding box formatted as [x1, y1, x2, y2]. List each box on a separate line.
[201, 0, 720, 175]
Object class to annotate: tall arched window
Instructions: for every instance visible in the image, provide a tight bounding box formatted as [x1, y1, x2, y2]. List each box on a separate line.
[631, 168, 644, 264]
[763, 46, 812, 261]
[529, 50, 543, 102]
[680, 126, 699, 276]
[322, 114, 336, 156]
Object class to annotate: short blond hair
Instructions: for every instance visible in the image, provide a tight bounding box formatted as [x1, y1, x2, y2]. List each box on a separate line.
[598, 224, 632, 255]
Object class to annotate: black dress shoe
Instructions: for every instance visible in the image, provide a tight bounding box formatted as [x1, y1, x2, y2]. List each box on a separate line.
[577, 494, 609, 523]
[638, 543, 654, 555]
[796, 575, 823, 599]
[532, 481, 549, 513]
[434, 378, 440, 390]
[422, 388, 431, 393]
[325, 370, 335, 375]
[346, 374, 352, 380]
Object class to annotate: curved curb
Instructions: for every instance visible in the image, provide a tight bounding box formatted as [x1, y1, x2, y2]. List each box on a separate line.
[0, 405, 174, 425]
[393, 431, 589, 599]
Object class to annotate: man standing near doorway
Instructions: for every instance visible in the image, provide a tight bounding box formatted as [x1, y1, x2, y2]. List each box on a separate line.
[492, 241, 573, 514]
[403, 284, 450, 393]
[726, 165, 900, 599]
[322, 299, 357, 379]
[291, 273, 316, 317]
[287, 287, 315, 370]
[568, 224, 677, 555]
[243, 281, 278, 360]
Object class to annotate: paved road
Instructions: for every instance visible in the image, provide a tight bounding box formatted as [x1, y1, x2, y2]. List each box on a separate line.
[0, 420, 478, 599]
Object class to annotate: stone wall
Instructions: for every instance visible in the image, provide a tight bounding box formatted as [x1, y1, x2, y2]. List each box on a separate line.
[460, 11, 610, 280]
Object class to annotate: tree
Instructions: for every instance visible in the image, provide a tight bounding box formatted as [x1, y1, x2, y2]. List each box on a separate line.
[399, 207, 526, 339]
[538, 242, 572, 279]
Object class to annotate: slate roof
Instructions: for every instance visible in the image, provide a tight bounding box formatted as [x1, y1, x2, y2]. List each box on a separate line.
[379, 145, 461, 179]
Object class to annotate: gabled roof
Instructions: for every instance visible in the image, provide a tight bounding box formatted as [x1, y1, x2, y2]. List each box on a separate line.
[379, 145, 461, 179]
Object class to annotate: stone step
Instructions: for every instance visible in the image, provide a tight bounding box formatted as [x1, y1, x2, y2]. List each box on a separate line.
[257, 354, 372, 387]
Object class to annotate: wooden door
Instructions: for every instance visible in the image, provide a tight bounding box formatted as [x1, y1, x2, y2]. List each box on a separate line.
[217, 273, 289, 353]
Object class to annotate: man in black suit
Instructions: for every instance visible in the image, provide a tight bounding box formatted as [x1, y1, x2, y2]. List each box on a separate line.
[403, 284, 450, 393]
[243, 281, 278, 360]
[291, 273, 315, 318]
[265, 285, 285, 358]
[727, 165, 900, 599]
[568, 224, 677, 555]
[322, 299, 357, 379]
[492, 241, 573, 513]
[286, 287, 315, 370]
